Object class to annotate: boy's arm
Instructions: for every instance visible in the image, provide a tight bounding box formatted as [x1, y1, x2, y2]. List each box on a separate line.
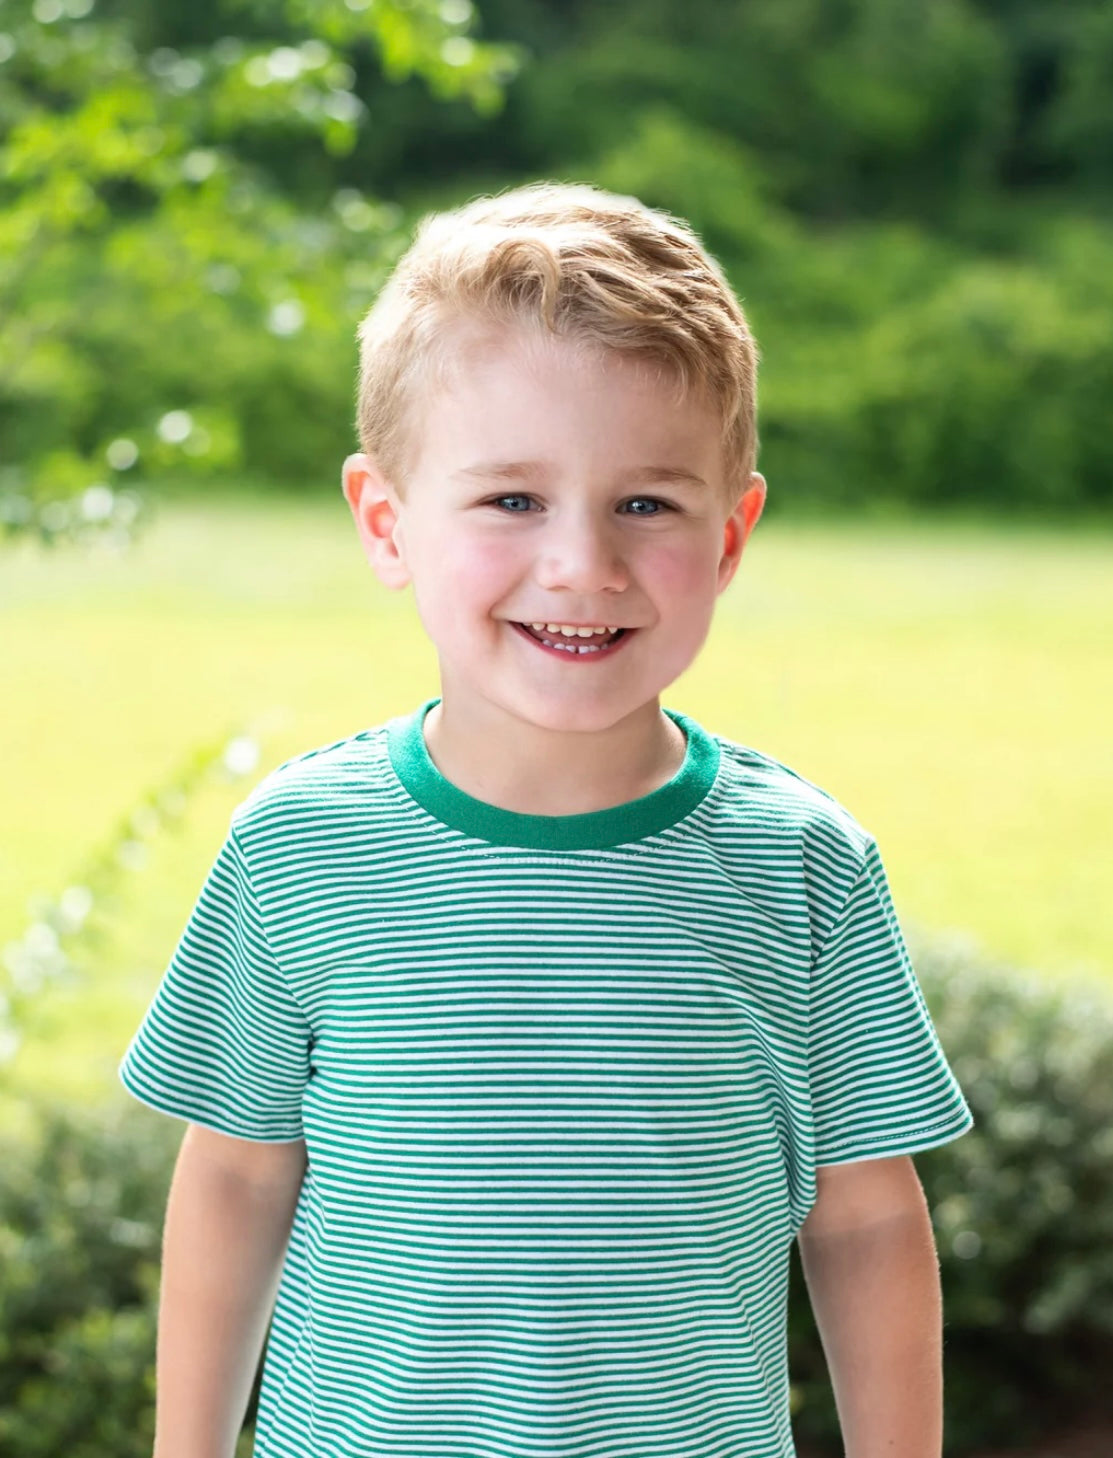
[797, 1154, 943, 1458]
[153, 1122, 307, 1458]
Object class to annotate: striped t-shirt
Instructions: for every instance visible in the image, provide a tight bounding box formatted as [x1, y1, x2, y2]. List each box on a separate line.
[119, 698, 973, 1458]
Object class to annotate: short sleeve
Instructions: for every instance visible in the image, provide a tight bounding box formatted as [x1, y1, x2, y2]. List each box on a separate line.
[118, 824, 312, 1141]
[808, 838, 973, 1166]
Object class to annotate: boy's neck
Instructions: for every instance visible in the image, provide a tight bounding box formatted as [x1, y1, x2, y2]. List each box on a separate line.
[421, 698, 688, 817]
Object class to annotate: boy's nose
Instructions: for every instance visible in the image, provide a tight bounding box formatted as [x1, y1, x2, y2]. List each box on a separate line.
[532, 517, 630, 594]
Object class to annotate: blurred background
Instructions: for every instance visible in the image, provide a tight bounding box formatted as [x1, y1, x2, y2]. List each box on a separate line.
[2, 1, 1111, 1454]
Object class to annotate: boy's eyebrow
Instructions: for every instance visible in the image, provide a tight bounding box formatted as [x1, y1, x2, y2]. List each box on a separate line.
[452, 461, 709, 488]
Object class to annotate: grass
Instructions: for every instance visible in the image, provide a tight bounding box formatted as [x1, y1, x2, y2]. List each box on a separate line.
[3, 491, 1111, 1123]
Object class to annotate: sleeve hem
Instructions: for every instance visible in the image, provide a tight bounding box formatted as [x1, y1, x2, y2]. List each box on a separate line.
[118, 1064, 305, 1144]
[814, 1110, 975, 1167]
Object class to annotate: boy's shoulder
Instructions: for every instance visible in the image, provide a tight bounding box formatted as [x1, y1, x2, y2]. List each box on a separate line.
[703, 724, 876, 865]
[229, 719, 396, 842]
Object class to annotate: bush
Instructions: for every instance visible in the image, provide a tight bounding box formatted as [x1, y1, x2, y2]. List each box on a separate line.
[789, 936, 1113, 1454]
[0, 1100, 167, 1456]
[0, 1098, 257, 1455]
[844, 257, 1113, 512]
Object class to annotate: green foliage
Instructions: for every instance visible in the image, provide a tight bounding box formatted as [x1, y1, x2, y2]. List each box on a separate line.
[0, 1098, 263, 1454]
[514, 0, 1009, 222]
[0, 1101, 170, 1457]
[789, 937, 1113, 1453]
[744, 226, 1113, 514]
[844, 256, 1113, 509]
[588, 107, 797, 270]
[0, 0, 519, 526]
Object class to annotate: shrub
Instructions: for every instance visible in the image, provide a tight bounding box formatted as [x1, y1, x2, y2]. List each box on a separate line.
[0, 1100, 168, 1455]
[789, 937, 1113, 1454]
[0, 1099, 258, 1455]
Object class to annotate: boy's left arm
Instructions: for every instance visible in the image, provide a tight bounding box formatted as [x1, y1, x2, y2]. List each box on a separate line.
[797, 1153, 943, 1458]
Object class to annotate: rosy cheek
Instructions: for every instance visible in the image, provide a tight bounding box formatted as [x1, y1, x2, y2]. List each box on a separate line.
[643, 543, 710, 596]
[470, 536, 520, 574]
[431, 536, 513, 604]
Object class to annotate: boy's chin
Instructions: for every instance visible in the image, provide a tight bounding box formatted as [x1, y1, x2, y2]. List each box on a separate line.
[486, 691, 670, 738]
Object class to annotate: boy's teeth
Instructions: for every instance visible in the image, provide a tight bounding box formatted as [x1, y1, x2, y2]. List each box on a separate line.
[530, 623, 617, 637]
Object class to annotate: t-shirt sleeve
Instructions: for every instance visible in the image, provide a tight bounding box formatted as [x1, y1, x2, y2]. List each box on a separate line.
[808, 837, 973, 1166]
[118, 822, 312, 1142]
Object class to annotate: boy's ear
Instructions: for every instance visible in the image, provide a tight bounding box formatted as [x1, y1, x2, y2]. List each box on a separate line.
[717, 472, 766, 594]
[341, 452, 411, 590]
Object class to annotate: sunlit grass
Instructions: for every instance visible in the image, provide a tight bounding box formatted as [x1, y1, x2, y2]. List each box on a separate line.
[3, 492, 1111, 1120]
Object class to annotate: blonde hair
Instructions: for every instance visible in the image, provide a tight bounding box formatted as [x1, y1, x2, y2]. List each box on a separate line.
[356, 181, 759, 497]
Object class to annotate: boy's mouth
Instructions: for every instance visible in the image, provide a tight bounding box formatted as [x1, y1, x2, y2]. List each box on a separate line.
[512, 622, 630, 656]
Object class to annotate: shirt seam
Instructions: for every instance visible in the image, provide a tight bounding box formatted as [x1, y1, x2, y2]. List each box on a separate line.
[819, 1108, 971, 1150]
[808, 840, 874, 973]
[815, 1110, 975, 1165]
[806, 841, 872, 1093]
[228, 822, 312, 1023]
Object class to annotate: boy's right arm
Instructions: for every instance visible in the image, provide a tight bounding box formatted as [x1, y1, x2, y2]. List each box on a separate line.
[153, 1122, 307, 1458]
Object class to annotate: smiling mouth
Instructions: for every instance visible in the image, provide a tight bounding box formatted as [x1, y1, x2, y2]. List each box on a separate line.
[512, 622, 630, 655]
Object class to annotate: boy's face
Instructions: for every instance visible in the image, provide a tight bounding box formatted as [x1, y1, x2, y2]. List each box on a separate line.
[344, 325, 765, 741]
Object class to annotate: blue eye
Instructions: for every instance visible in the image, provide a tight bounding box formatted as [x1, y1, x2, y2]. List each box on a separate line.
[623, 497, 671, 515]
[486, 494, 674, 515]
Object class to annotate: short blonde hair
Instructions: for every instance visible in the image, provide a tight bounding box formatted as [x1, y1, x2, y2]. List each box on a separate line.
[356, 181, 759, 496]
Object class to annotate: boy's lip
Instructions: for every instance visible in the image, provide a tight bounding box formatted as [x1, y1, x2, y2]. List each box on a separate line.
[505, 618, 635, 629]
[508, 621, 634, 657]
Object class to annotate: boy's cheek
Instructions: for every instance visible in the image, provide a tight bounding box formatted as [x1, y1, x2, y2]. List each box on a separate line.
[411, 544, 512, 619]
[645, 544, 718, 598]
[436, 540, 520, 600]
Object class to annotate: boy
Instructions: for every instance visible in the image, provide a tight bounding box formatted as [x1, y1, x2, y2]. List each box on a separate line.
[119, 181, 974, 1458]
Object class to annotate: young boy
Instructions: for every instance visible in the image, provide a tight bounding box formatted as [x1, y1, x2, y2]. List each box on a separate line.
[119, 181, 974, 1458]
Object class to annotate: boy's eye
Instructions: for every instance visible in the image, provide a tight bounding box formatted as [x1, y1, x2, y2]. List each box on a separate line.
[622, 497, 672, 516]
[486, 495, 674, 515]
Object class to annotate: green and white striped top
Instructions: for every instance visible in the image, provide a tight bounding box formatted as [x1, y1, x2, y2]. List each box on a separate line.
[120, 698, 973, 1458]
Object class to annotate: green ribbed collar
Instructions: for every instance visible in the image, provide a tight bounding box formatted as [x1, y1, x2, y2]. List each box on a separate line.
[387, 698, 719, 850]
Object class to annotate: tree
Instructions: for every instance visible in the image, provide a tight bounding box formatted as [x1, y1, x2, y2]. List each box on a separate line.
[0, 0, 519, 544]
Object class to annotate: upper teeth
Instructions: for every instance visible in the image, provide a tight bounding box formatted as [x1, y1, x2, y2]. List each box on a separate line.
[530, 623, 618, 637]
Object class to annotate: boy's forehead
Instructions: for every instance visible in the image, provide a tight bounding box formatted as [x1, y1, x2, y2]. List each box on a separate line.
[409, 321, 726, 478]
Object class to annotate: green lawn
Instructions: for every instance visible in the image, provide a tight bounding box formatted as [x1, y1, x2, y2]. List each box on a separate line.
[3, 493, 1111, 1124]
